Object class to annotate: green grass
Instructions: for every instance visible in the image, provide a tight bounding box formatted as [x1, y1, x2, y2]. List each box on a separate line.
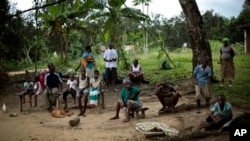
[212, 54, 250, 108]
[4, 40, 250, 108]
[128, 42, 250, 108]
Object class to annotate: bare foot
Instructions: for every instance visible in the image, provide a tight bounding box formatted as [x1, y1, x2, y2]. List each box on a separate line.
[123, 118, 130, 122]
[78, 112, 86, 117]
[110, 116, 119, 120]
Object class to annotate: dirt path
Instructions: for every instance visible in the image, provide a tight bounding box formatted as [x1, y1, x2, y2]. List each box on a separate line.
[0, 81, 248, 141]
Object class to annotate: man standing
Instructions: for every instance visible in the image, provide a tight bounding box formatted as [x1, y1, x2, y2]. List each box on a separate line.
[193, 59, 212, 113]
[44, 63, 63, 112]
[103, 43, 118, 92]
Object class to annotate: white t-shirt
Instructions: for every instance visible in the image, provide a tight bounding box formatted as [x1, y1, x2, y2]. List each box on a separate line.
[79, 75, 88, 89]
[90, 76, 102, 89]
[34, 81, 42, 95]
[103, 48, 118, 68]
[67, 79, 77, 90]
[132, 64, 141, 73]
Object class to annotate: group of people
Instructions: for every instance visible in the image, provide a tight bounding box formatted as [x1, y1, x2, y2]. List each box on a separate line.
[193, 37, 235, 131]
[20, 39, 235, 129]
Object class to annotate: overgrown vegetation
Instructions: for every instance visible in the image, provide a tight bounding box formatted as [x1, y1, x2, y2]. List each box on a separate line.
[1, 0, 250, 109]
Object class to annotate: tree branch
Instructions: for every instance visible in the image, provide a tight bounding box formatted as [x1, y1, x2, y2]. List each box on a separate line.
[11, 0, 67, 17]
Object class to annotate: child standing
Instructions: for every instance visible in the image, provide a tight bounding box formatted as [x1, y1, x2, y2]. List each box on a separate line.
[77, 69, 89, 116]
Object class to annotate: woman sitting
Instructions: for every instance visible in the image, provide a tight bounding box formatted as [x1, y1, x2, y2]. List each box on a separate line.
[128, 59, 144, 84]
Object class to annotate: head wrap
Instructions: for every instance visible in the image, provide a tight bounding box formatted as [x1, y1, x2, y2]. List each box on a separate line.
[123, 78, 131, 84]
[222, 38, 229, 42]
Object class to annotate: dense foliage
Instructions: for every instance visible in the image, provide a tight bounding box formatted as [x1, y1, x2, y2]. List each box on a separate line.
[0, 0, 249, 70]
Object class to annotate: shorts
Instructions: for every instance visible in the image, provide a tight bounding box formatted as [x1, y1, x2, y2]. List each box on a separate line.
[86, 68, 94, 78]
[118, 99, 142, 109]
[195, 84, 210, 100]
[77, 88, 89, 98]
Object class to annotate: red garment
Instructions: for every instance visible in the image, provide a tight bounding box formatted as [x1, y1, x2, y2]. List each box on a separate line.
[39, 72, 46, 90]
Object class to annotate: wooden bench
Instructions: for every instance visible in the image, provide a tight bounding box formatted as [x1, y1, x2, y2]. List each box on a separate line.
[134, 107, 149, 119]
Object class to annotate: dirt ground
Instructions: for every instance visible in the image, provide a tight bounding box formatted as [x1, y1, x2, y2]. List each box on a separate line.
[0, 79, 248, 141]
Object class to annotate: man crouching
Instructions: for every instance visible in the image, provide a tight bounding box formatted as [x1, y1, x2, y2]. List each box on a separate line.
[155, 77, 182, 113]
[110, 78, 142, 122]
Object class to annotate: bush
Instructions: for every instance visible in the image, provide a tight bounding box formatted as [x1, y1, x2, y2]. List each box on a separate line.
[0, 66, 9, 95]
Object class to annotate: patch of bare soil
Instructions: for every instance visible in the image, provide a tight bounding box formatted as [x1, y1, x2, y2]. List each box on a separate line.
[0, 79, 248, 141]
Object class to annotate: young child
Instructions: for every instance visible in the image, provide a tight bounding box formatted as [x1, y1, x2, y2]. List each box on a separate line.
[21, 75, 34, 104]
[89, 70, 102, 108]
[62, 74, 77, 109]
[33, 75, 42, 107]
[206, 94, 233, 131]
[77, 69, 89, 116]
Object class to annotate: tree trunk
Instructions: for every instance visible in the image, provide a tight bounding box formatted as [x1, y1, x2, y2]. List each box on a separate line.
[179, 0, 213, 75]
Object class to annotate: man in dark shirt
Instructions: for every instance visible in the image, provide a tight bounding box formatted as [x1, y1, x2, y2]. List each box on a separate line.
[44, 63, 63, 112]
[155, 77, 182, 113]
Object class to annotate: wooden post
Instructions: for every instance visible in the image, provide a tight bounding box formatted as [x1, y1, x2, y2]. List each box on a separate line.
[101, 92, 105, 109]
[56, 92, 62, 109]
[56, 96, 60, 109]
[19, 94, 23, 112]
[29, 92, 32, 108]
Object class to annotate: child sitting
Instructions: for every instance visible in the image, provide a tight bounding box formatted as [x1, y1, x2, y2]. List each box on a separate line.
[89, 70, 102, 108]
[77, 69, 89, 116]
[62, 74, 77, 109]
[33, 75, 42, 107]
[20, 75, 34, 104]
[205, 94, 233, 132]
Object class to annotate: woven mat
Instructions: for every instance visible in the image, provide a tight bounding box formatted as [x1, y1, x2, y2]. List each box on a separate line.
[135, 122, 179, 138]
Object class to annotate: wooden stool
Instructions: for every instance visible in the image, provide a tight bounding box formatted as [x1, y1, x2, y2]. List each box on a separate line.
[135, 107, 149, 119]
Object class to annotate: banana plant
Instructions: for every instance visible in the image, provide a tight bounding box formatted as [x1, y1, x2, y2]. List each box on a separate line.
[91, 0, 150, 69]
[38, 0, 102, 62]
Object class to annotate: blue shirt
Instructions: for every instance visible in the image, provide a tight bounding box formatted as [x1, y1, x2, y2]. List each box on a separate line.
[193, 65, 211, 85]
[83, 52, 94, 69]
[211, 102, 232, 117]
[24, 81, 34, 90]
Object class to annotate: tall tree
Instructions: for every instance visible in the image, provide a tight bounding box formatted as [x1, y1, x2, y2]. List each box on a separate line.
[179, 0, 213, 74]
[132, 0, 151, 55]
